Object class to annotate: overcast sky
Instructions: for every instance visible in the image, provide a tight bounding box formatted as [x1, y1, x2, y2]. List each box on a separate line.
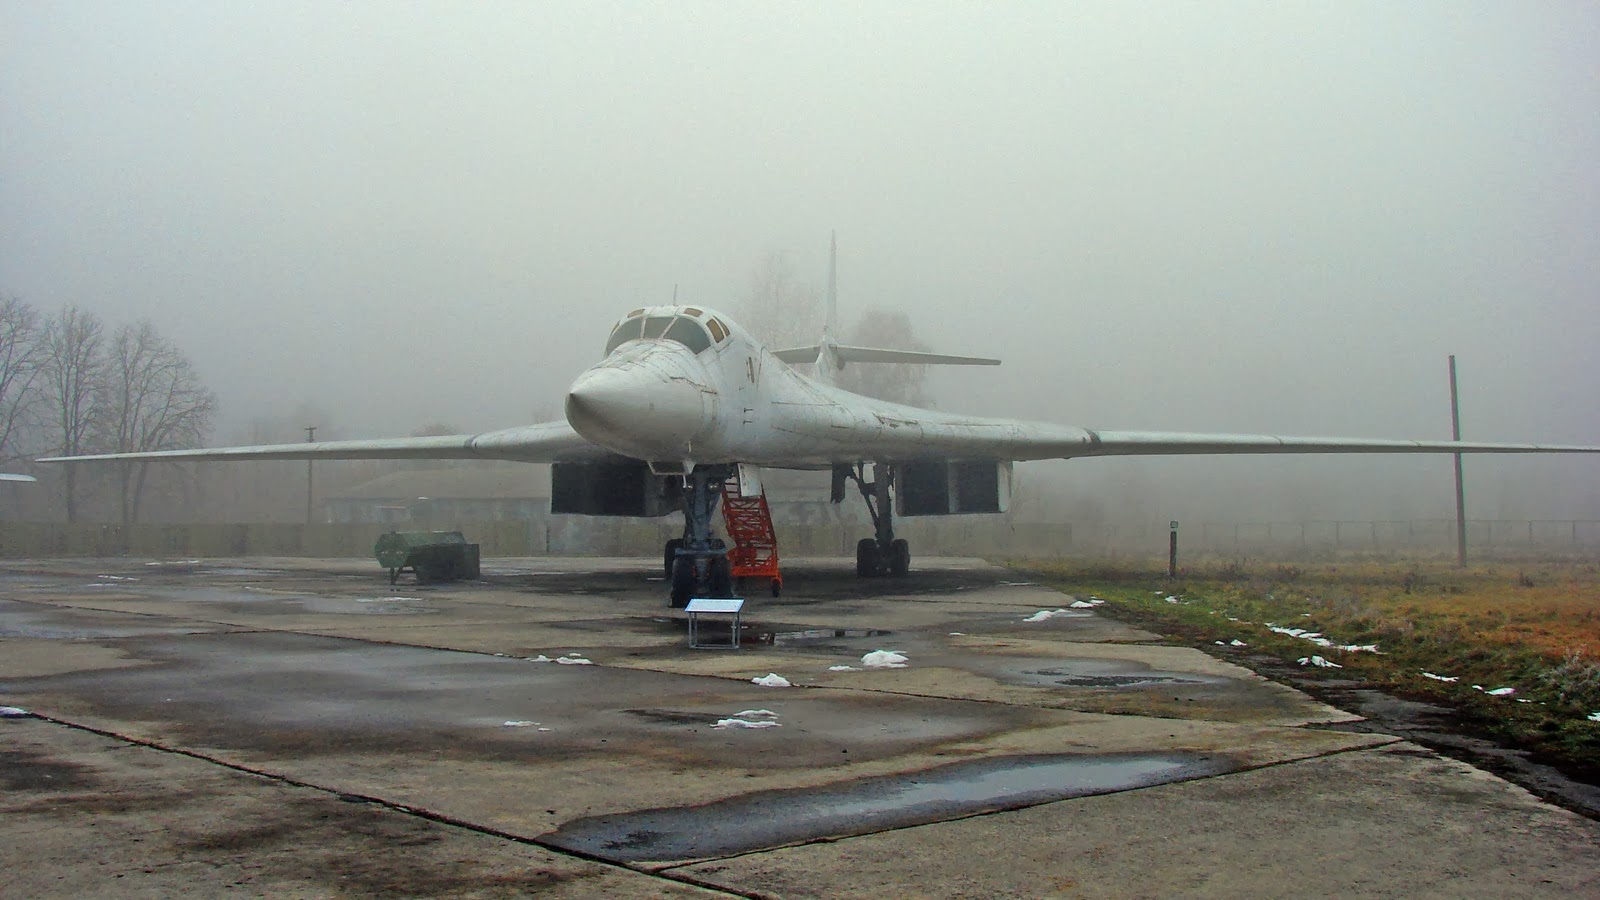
[3, 2, 1596, 522]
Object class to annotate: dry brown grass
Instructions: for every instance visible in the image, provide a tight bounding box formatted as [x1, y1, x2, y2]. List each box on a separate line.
[1014, 556, 1600, 769]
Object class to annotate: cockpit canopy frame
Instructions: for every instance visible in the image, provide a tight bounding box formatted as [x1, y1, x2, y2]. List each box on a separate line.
[604, 307, 728, 357]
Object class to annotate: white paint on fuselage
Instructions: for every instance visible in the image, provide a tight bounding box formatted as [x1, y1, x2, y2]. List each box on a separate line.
[564, 305, 1093, 468]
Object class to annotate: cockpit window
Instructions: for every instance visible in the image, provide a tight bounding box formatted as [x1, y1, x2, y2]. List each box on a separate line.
[604, 311, 713, 356]
[642, 316, 676, 339]
[604, 317, 644, 355]
[663, 317, 711, 353]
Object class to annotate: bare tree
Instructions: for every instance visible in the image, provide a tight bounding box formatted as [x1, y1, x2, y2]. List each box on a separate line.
[0, 296, 46, 467]
[837, 309, 934, 406]
[101, 320, 218, 524]
[735, 251, 821, 349]
[41, 306, 106, 522]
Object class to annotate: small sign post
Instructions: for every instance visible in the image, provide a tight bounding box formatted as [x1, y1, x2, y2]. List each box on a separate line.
[685, 597, 745, 649]
[1168, 520, 1179, 579]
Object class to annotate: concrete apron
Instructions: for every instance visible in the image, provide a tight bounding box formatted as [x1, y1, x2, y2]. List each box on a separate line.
[2, 556, 1597, 896]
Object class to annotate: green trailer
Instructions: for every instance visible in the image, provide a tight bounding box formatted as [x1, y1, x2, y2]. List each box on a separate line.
[374, 531, 481, 585]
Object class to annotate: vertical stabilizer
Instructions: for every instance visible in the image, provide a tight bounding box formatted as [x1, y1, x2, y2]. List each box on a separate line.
[826, 230, 839, 338]
[812, 230, 843, 387]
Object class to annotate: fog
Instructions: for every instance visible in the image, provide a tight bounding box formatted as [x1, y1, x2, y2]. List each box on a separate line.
[3, 2, 1597, 529]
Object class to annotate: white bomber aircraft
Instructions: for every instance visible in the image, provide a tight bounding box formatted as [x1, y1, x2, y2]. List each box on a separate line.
[42, 272, 1600, 605]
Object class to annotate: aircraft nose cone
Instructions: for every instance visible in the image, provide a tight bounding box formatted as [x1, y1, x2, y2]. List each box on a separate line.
[565, 364, 711, 456]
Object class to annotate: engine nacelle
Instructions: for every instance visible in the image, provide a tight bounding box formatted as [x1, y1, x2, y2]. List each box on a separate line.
[896, 460, 1010, 516]
[550, 461, 682, 517]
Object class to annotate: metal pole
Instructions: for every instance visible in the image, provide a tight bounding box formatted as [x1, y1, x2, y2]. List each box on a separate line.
[305, 426, 317, 525]
[1168, 520, 1178, 578]
[1449, 356, 1467, 567]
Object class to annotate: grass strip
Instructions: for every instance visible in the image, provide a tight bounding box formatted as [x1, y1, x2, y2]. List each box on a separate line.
[1010, 557, 1600, 777]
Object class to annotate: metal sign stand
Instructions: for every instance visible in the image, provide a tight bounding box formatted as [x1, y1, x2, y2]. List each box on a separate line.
[685, 598, 745, 649]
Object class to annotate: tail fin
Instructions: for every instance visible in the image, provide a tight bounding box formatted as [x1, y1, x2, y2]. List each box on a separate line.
[771, 232, 1001, 386]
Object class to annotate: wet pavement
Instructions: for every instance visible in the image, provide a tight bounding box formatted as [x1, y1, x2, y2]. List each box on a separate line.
[2, 555, 1598, 897]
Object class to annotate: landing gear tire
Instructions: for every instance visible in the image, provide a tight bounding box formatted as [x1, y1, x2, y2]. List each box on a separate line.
[708, 556, 733, 598]
[856, 538, 880, 577]
[663, 539, 684, 577]
[669, 557, 695, 608]
[770, 578, 782, 598]
[889, 538, 911, 576]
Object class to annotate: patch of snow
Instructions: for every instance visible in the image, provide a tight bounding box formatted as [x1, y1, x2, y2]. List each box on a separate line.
[0, 706, 29, 717]
[1421, 672, 1458, 682]
[526, 655, 552, 662]
[712, 718, 781, 729]
[358, 597, 418, 603]
[502, 720, 538, 727]
[555, 656, 593, 666]
[1485, 687, 1516, 696]
[1588, 712, 1600, 723]
[751, 673, 792, 687]
[1230, 639, 1247, 647]
[1266, 623, 1379, 654]
[827, 665, 861, 672]
[734, 709, 777, 718]
[998, 581, 1035, 586]
[1298, 655, 1342, 668]
[861, 650, 909, 668]
[1023, 609, 1070, 622]
[1069, 599, 1103, 609]
[1164, 595, 1180, 604]
[948, 632, 965, 636]
[97, 575, 137, 581]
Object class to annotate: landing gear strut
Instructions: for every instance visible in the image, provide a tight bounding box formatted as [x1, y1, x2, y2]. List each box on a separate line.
[845, 462, 911, 577]
[663, 465, 736, 607]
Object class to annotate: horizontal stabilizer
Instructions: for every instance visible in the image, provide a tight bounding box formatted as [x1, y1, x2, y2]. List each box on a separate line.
[772, 345, 1000, 366]
[772, 346, 822, 364]
[833, 345, 1000, 366]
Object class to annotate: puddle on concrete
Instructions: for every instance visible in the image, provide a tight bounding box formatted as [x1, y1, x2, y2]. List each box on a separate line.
[0, 600, 204, 639]
[983, 657, 1228, 690]
[550, 617, 682, 636]
[544, 751, 1229, 862]
[758, 627, 891, 647]
[0, 748, 101, 791]
[95, 587, 440, 617]
[0, 573, 56, 586]
[548, 618, 891, 649]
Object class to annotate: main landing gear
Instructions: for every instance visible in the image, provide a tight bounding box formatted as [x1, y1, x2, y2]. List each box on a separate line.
[845, 462, 911, 577]
[662, 465, 736, 608]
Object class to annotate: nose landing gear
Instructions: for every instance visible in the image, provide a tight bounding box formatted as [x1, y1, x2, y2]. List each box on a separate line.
[664, 466, 737, 607]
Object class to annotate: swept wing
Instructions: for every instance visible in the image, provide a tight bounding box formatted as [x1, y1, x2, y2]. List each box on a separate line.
[38, 421, 612, 465]
[1075, 430, 1599, 457]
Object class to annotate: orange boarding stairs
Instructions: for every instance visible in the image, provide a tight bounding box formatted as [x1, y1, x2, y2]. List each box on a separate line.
[720, 467, 783, 597]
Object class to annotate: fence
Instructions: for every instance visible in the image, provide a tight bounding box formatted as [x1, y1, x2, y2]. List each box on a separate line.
[1078, 519, 1600, 558]
[3, 517, 1591, 562]
[0, 519, 1075, 561]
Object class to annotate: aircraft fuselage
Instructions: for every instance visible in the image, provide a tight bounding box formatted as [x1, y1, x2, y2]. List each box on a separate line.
[563, 305, 1088, 470]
